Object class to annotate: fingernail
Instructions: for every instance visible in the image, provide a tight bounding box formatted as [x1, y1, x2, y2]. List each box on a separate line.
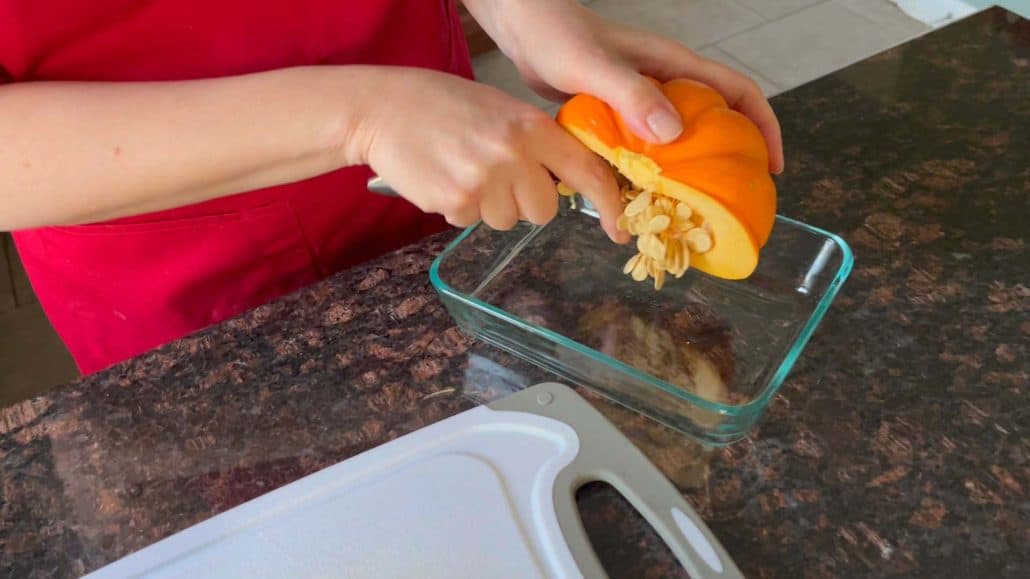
[646, 109, 683, 143]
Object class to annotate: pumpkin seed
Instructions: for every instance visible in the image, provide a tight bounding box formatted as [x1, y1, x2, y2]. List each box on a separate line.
[631, 256, 649, 281]
[654, 269, 666, 290]
[647, 214, 671, 234]
[685, 228, 713, 253]
[624, 190, 651, 216]
[623, 253, 641, 275]
[611, 179, 714, 290]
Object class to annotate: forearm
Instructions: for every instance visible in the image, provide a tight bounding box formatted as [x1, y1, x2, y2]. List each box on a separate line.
[0, 66, 381, 230]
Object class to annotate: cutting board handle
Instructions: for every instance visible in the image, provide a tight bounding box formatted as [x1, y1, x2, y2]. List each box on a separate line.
[491, 383, 744, 579]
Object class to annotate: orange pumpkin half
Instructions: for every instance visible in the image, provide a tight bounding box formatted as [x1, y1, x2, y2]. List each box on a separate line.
[557, 78, 777, 281]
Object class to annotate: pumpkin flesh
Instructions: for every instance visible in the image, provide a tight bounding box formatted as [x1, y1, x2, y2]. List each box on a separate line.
[557, 79, 776, 282]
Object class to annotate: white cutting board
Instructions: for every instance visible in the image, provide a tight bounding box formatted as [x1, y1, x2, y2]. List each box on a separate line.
[85, 383, 741, 579]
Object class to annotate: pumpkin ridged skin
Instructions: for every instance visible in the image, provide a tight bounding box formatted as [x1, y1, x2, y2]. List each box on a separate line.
[557, 79, 777, 280]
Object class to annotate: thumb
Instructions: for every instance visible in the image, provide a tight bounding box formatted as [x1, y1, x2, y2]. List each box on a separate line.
[586, 65, 683, 144]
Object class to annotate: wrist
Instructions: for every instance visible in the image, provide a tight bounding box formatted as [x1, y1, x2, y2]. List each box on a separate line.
[261, 65, 395, 171]
[288, 66, 388, 169]
[460, 0, 524, 60]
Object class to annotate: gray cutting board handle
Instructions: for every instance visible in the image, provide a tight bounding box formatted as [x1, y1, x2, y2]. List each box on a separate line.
[491, 383, 744, 579]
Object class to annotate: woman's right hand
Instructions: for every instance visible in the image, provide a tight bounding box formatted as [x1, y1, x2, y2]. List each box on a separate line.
[0, 66, 622, 233]
[358, 67, 627, 242]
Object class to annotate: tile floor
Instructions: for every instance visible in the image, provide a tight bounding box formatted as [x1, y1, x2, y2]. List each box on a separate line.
[473, 1, 1005, 113]
[0, 0, 996, 404]
[475, 0, 952, 113]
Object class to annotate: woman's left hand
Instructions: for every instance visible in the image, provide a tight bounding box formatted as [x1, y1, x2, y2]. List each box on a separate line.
[462, 0, 784, 173]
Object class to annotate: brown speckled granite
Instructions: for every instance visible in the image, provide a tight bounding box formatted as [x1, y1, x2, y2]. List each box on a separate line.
[2, 8, 1028, 578]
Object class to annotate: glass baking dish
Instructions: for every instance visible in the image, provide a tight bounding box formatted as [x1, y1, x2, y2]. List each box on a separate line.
[429, 195, 853, 445]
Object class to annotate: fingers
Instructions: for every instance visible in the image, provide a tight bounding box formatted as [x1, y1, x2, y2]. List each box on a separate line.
[442, 196, 481, 229]
[576, 59, 685, 145]
[633, 38, 785, 173]
[479, 183, 521, 230]
[534, 119, 628, 243]
[443, 174, 553, 233]
[436, 164, 551, 232]
[513, 164, 559, 226]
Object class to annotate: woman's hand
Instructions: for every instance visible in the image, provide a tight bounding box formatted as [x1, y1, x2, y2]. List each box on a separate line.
[0, 65, 624, 236]
[359, 67, 627, 240]
[463, 0, 784, 173]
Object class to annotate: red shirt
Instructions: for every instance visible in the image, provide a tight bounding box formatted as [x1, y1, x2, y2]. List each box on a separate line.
[2, 0, 473, 374]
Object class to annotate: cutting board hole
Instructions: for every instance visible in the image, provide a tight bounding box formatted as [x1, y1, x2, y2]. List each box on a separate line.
[575, 482, 690, 578]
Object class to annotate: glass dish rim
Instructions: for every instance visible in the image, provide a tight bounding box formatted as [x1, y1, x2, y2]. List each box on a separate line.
[429, 214, 854, 417]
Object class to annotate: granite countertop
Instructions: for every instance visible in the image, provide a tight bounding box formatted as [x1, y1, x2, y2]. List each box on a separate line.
[2, 8, 1027, 579]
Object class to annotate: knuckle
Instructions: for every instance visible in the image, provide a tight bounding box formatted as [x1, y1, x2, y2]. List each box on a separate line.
[624, 76, 660, 106]
[462, 163, 491, 189]
[494, 118, 523, 145]
[463, 160, 507, 194]
[582, 159, 615, 193]
[508, 107, 551, 140]
[522, 107, 552, 129]
[742, 76, 763, 97]
[440, 191, 474, 215]
[656, 37, 687, 56]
